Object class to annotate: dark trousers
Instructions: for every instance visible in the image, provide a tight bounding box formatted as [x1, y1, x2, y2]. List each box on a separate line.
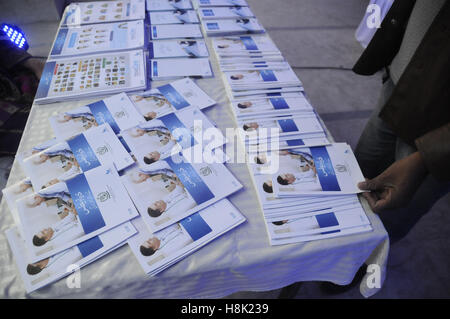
[355, 77, 450, 244]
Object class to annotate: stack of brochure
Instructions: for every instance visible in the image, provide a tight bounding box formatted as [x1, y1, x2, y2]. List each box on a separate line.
[40, 0, 148, 104]
[3, 78, 247, 291]
[207, 2, 373, 245]
[147, 0, 214, 80]
[194, 0, 264, 36]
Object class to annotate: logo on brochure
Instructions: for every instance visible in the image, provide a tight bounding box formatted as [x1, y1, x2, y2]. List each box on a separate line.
[199, 166, 212, 176]
[96, 146, 109, 156]
[96, 191, 111, 202]
[114, 111, 126, 118]
[335, 164, 347, 173]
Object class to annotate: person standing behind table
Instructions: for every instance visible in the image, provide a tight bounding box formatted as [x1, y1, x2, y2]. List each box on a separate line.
[0, 38, 45, 155]
[352, 0, 450, 243]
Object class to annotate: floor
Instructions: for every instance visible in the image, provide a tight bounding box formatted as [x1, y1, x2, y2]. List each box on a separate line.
[0, 0, 449, 299]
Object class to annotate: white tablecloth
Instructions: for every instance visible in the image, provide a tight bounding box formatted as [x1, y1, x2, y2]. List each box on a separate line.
[0, 15, 389, 299]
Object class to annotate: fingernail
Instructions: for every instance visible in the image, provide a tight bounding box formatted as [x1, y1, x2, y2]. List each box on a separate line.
[358, 181, 367, 189]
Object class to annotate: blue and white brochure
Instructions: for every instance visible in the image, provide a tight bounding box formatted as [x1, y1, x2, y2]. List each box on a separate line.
[146, 0, 193, 11]
[128, 199, 246, 276]
[271, 144, 366, 196]
[15, 165, 139, 262]
[238, 114, 325, 141]
[2, 178, 35, 238]
[266, 205, 371, 239]
[199, 7, 254, 20]
[6, 222, 136, 293]
[149, 39, 209, 58]
[149, 58, 213, 80]
[212, 35, 280, 56]
[129, 78, 216, 120]
[35, 50, 146, 104]
[149, 24, 203, 40]
[231, 93, 313, 119]
[50, 20, 145, 58]
[149, 10, 199, 24]
[121, 155, 243, 232]
[224, 68, 302, 91]
[22, 124, 134, 190]
[202, 18, 265, 36]
[61, 0, 146, 26]
[196, 0, 248, 7]
[121, 106, 225, 169]
[50, 93, 145, 140]
[15, 138, 59, 163]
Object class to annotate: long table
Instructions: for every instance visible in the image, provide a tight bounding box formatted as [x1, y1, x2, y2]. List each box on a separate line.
[0, 5, 389, 299]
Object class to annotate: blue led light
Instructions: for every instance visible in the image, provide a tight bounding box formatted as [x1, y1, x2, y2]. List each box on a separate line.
[1, 23, 28, 51]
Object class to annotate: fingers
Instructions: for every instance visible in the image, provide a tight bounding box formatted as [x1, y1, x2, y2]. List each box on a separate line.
[358, 178, 380, 191]
[361, 188, 393, 213]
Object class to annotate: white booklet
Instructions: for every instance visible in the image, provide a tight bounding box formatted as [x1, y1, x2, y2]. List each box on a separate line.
[128, 199, 245, 276]
[149, 39, 209, 58]
[197, 0, 248, 7]
[150, 58, 213, 80]
[229, 86, 304, 98]
[6, 222, 136, 293]
[121, 106, 225, 169]
[266, 205, 371, 239]
[49, 93, 145, 140]
[129, 77, 216, 120]
[219, 61, 290, 72]
[61, 0, 146, 26]
[203, 19, 265, 36]
[199, 7, 254, 19]
[2, 178, 35, 238]
[35, 50, 147, 104]
[212, 35, 280, 55]
[269, 224, 373, 246]
[231, 95, 314, 119]
[224, 68, 302, 91]
[271, 144, 366, 196]
[50, 20, 145, 58]
[15, 165, 139, 262]
[150, 24, 203, 39]
[250, 173, 357, 211]
[146, 0, 193, 11]
[21, 124, 134, 190]
[149, 10, 199, 24]
[121, 156, 243, 232]
[238, 115, 325, 141]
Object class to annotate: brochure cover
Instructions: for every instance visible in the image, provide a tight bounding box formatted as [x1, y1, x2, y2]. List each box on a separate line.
[224, 68, 302, 91]
[6, 222, 136, 293]
[128, 199, 246, 276]
[121, 106, 225, 169]
[199, 7, 254, 20]
[271, 144, 366, 196]
[16, 165, 139, 262]
[35, 50, 147, 104]
[49, 93, 145, 140]
[129, 78, 216, 120]
[61, 0, 146, 26]
[231, 93, 313, 118]
[212, 35, 279, 54]
[203, 18, 265, 36]
[16, 138, 59, 163]
[149, 39, 209, 58]
[266, 206, 371, 239]
[149, 24, 203, 39]
[146, 0, 193, 11]
[238, 115, 325, 140]
[50, 20, 145, 58]
[22, 124, 134, 190]
[121, 155, 243, 232]
[149, 10, 199, 24]
[197, 0, 248, 7]
[149, 58, 213, 80]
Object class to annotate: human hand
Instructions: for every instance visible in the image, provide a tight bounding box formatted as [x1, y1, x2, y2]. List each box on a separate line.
[358, 152, 428, 212]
